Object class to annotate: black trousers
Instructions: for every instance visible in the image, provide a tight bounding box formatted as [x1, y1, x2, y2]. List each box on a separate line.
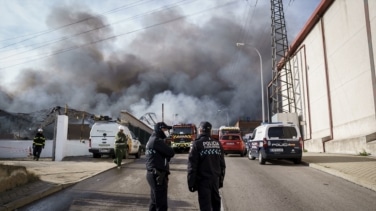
[33, 146, 43, 160]
[146, 171, 169, 211]
[197, 178, 221, 211]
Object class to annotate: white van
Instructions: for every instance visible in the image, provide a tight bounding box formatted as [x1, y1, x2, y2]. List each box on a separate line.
[89, 122, 142, 159]
[248, 122, 302, 164]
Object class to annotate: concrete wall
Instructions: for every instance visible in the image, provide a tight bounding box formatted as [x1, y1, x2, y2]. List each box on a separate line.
[0, 116, 91, 160]
[0, 140, 91, 159]
[55, 115, 68, 161]
[372, 0, 376, 62]
[288, 0, 376, 155]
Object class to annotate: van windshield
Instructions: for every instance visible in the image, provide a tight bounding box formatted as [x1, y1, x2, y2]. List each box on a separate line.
[172, 127, 193, 135]
[268, 127, 297, 139]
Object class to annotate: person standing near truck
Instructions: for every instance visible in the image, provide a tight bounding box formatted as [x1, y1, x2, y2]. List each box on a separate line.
[33, 128, 46, 161]
[145, 122, 175, 211]
[114, 126, 128, 169]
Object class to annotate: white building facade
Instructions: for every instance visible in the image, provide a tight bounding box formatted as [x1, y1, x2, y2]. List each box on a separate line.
[281, 0, 376, 154]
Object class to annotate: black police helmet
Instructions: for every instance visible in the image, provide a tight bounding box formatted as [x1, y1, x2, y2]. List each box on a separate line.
[154, 122, 172, 139]
[199, 121, 212, 133]
[154, 122, 172, 131]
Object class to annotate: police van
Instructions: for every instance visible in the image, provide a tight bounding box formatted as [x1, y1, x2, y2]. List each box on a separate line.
[89, 122, 142, 159]
[248, 122, 302, 165]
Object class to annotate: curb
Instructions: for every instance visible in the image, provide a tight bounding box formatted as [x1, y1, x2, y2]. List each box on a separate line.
[0, 161, 127, 210]
[307, 163, 376, 193]
[0, 182, 77, 211]
[302, 161, 376, 193]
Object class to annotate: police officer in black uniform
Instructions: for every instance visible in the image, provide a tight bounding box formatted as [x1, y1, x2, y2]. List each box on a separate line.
[145, 122, 175, 211]
[187, 121, 226, 211]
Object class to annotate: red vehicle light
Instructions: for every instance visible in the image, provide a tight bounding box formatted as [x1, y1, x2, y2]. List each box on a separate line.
[263, 138, 268, 148]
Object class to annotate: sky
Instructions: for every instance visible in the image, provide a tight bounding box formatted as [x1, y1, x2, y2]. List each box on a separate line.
[0, 0, 321, 127]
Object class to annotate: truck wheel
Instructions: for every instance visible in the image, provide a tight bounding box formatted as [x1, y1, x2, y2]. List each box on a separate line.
[241, 148, 247, 157]
[123, 147, 129, 159]
[248, 151, 256, 160]
[93, 153, 101, 158]
[135, 148, 141, 159]
[258, 151, 266, 165]
[293, 157, 302, 164]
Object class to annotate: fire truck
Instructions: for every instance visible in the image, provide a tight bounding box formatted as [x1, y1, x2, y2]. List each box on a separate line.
[219, 126, 241, 136]
[169, 124, 197, 152]
[211, 126, 241, 140]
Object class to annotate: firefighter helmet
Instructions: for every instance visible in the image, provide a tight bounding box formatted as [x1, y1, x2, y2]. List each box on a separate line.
[37, 128, 43, 132]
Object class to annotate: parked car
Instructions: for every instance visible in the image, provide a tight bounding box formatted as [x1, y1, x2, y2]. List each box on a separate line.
[248, 122, 302, 164]
[219, 134, 247, 157]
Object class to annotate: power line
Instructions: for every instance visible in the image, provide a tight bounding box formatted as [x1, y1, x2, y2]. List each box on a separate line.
[0, 0, 194, 62]
[0, 0, 153, 48]
[0, 1, 238, 70]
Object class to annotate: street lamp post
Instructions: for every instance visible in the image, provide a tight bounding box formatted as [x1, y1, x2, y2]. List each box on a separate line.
[174, 113, 178, 125]
[236, 43, 265, 123]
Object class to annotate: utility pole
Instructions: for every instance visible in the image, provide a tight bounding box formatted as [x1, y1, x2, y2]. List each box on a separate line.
[269, 0, 297, 119]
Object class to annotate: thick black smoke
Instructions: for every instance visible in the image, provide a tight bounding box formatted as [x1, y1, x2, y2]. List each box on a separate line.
[2, 3, 274, 127]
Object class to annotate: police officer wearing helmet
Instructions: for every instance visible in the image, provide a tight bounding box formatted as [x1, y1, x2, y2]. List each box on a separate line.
[187, 121, 226, 211]
[145, 122, 175, 211]
[33, 128, 46, 161]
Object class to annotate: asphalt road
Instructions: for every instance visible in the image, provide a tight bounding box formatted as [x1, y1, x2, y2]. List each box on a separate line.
[20, 154, 376, 211]
[222, 155, 376, 211]
[18, 154, 199, 211]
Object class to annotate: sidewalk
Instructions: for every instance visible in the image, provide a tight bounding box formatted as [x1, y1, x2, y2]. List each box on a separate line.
[0, 156, 126, 211]
[1, 152, 376, 211]
[301, 152, 376, 192]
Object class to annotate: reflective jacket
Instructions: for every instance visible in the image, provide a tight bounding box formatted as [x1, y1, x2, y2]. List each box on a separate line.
[187, 133, 226, 187]
[33, 133, 46, 147]
[145, 132, 175, 173]
[115, 132, 127, 149]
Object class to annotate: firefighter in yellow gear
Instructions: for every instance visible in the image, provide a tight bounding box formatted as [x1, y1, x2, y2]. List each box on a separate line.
[114, 126, 128, 169]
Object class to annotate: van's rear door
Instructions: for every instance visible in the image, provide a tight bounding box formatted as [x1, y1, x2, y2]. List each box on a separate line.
[90, 123, 117, 153]
[267, 126, 301, 155]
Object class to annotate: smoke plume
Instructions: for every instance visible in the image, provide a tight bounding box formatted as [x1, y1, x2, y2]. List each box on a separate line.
[2, 3, 275, 128]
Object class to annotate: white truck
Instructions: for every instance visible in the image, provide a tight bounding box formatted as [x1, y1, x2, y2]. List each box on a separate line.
[89, 122, 142, 159]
